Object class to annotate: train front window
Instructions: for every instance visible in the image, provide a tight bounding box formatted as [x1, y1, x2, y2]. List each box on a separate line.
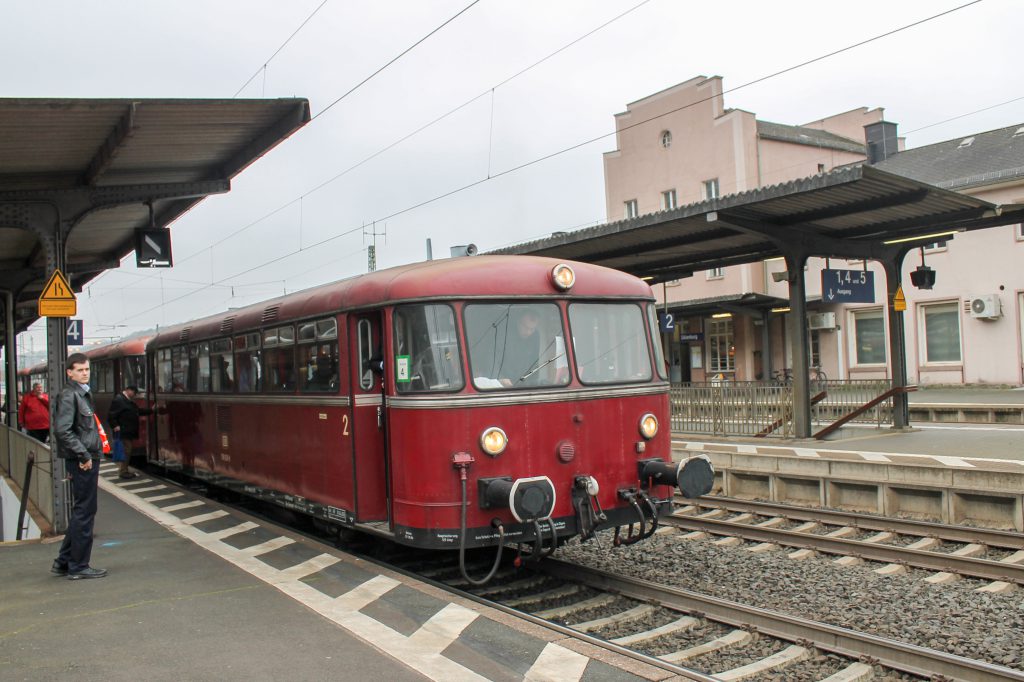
[646, 303, 668, 380]
[569, 303, 652, 384]
[464, 303, 568, 390]
[394, 304, 463, 393]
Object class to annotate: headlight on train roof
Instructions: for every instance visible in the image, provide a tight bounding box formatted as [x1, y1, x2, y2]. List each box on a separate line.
[639, 413, 659, 440]
[480, 427, 508, 457]
[551, 263, 575, 291]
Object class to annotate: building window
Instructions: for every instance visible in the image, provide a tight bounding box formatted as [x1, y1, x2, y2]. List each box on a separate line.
[817, 163, 825, 173]
[660, 130, 672, 148]
[923, 240, 947, 252]
[624, 199, 638, 219]
[852, 309, 886, 365]
[920, 302, 961, 363]
[661, 189, 677, 210]
[703, 178, 719, 200]
[1016, 224, 1023, 240]
[706, 267, 724, 279]
[707, 318, 735, 372]
[809, 330, 821, 367]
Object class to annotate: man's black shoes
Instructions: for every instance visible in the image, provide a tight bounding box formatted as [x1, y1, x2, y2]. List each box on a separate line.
[118, 472, 138, 480]
[50, 560, 68, 576]
[67, 567, 107, 580]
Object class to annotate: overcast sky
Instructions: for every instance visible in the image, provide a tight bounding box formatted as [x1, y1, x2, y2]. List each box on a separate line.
[4, 0, 1022, 353]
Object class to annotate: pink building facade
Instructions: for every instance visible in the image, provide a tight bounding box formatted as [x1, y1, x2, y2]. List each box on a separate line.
[603, 76, 1024, 386]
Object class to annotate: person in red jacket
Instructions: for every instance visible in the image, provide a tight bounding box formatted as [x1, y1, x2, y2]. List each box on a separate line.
[19, 383, 50, 443]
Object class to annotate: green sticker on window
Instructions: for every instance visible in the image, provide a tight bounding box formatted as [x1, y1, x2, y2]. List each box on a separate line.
[396, 355, 410, 383]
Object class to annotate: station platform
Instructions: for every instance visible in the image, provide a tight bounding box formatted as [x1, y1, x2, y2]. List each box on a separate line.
[0, 462, 670, 682]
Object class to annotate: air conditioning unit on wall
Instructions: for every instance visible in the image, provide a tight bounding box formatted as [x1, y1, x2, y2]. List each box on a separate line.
[967, 295, 1002, 319]
[807, 312, 836, 330]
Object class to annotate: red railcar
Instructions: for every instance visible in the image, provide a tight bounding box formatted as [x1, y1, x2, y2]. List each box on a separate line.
[146, 256, 711, 574]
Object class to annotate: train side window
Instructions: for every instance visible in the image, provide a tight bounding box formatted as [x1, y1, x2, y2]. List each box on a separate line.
[569, 303, 652, 384]
[189, 342, 211, 392]
[210, 338, 234, 393]
[357, 319, 375, 391]
[94, 360, 114, 393]
[157, 348, 172, 392]
[122, 356, 147, 393]
[394, 304, 464, 393]
[299, 318, 339, 393]
[263, 324, 296, 392]
[171, 345, 188, 392]
[234, 333, 262, 393]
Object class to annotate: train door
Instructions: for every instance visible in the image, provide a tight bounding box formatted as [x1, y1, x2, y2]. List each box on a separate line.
[349, 312, 389, 523]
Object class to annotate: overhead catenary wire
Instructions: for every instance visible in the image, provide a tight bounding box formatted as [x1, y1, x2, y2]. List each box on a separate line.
[107, 1, 984, 326]
[233, 0, 331, 98]
[84, 0, 656, 298]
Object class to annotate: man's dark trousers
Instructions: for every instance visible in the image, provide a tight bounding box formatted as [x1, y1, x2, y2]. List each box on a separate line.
[57, 461, 99, 573]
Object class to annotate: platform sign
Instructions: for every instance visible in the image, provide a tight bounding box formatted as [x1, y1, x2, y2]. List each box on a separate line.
[658, 311, 676, 332]
[66, 319, 84, 346]
[38, 269, 77, 317]
[821, 268, 875, 304]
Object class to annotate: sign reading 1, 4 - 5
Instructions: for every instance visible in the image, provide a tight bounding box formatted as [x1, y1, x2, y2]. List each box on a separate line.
[821, 268, 875, 304]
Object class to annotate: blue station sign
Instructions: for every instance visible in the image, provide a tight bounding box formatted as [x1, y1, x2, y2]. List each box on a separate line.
[821, 268, 875, 304]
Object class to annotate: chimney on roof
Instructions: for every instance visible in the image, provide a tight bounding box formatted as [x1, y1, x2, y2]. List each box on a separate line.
[864, 120, 898, 164]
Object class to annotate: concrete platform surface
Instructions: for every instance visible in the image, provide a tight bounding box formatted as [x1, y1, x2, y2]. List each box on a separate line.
[908, 386, 1024, 405]
[0, 462, 669, 682]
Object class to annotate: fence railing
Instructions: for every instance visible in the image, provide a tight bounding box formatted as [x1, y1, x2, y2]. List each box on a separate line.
[670, 380, 894, 438]
[1, 425, 57, 532]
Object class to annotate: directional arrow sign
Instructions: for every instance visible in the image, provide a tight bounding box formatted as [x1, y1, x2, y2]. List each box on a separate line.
[38, 269, 77, 317]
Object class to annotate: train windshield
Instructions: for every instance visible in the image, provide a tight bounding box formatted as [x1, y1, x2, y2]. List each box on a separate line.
[464, 303, 569, 390]
[569, 303, 652, 384]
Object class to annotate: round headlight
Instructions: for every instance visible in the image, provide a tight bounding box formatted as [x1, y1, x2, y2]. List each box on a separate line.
[551, 263, 575, 291]
[480, 427, 508, 456]
[639, 413, 659, 440]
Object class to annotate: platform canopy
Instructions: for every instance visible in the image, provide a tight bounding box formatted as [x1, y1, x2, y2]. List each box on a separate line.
[491, 164, 1024, 282]
[0, 97, 310, 337]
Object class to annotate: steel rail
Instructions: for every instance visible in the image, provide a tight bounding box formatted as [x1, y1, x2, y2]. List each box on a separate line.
[665, 515, 1024, 585]
[678, 496, 1024, 550]
[539, 559, 1024, 682]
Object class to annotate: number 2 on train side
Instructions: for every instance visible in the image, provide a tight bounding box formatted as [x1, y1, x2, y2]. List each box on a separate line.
[341, 413, 350, 436]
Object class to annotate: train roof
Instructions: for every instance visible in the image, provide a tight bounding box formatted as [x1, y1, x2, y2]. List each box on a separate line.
[150, 255, 654, 346]
[20, 335, 152, 376]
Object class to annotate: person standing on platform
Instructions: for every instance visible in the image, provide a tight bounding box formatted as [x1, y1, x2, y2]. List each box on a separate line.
[52, 353, 107, 580]
[19, 383, 50, 442]
[108, 385, 150, 480]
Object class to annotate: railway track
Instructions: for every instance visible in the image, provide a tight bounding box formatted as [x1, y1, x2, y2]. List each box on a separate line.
[137, 465, 1024, 680]
[668, 497, 1024, 588]
[426, 557, 1024, 681]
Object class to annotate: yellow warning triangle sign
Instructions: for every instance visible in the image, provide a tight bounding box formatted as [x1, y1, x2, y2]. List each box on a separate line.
[38, 269, 77, 317]
[41, 269, 75, 300]
[893, 285, 906, 312]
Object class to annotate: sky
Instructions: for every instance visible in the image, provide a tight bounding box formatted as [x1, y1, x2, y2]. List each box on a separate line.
[3, 0, 1022, 356]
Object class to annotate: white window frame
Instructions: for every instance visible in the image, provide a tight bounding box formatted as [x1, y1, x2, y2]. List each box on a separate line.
[1016, 223, 1023, 241]
[660, 130, 672, 148]
[918, 301, 962, 365]
[624, 199, 638, 219]
[706, 267, 724, 280]
[850, 307, 887, 366]
[703, 178, 719, 200]
[706, 318, 735, 372]
[661, 189, 677, 211]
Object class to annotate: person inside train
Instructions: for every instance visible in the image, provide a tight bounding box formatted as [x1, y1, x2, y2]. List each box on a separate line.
[496, 308, 542, 387]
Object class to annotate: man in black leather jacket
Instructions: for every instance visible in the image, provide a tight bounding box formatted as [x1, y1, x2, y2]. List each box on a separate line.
[52, 353, 107, 580]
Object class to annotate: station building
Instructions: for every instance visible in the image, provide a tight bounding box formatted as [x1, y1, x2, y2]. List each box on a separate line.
[603, 75, 1024, 386]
